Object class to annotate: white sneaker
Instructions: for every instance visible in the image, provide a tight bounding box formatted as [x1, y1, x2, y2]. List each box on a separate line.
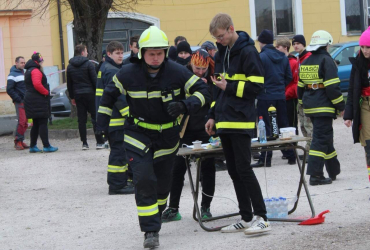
[244, 216, 271, 235]
[221, 218, 255, 233]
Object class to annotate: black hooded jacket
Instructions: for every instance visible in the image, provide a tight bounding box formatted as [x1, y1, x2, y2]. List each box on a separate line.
[209, 31, 264, 136]
[67, 56, 97, 99]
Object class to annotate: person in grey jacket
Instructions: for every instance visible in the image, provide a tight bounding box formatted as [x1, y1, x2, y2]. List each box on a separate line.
[6, 56, 29, 150]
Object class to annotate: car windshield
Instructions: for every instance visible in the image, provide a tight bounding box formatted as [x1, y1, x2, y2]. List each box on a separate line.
[328, 45, 341, 56]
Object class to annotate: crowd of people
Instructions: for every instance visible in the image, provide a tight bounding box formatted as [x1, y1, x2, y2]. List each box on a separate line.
[5, 11, 370, 249]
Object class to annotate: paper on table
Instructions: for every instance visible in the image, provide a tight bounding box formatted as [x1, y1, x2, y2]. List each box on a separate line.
[186, 143, 210, 149]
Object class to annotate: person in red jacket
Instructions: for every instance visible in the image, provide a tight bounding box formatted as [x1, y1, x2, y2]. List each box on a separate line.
[276, 37, 299, 134]
[292, 35, 312, 160]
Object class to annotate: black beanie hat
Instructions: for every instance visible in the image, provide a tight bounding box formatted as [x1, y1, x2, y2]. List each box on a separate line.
[258, 29, 273, 44]
[176, 41, 192, 55]
[292, 35, 306, 47]
[32, 51, 44, 63]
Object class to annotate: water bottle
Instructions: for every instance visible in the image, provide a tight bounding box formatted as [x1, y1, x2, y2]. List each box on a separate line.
[278, 197, 286, 218]
[258, 116, 267, 143]
[264, 199, 272, 219]
[270, 197, 278, 218]
[268, 106, 279, 138]
[282, 197, 289, 218]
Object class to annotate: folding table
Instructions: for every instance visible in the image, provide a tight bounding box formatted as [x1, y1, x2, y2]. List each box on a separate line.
[177, 137, 315, 232]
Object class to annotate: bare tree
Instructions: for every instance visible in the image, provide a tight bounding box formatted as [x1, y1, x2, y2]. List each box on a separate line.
[5, 0, 140, 61]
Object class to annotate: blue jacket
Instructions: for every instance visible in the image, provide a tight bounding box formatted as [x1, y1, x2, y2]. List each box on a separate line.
[257, 44, 292, 100]
[6, 65, 25, 103]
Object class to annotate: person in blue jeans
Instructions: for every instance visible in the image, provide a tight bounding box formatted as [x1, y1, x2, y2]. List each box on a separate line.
[251, 29, 295, 167]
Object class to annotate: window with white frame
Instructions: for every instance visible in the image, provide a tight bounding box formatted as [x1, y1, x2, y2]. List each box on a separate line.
[254, 0, 295, 36]
[343, 0, 369, 35]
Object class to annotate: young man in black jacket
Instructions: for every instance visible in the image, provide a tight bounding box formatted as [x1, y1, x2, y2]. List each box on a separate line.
[205, 13, 271, 235]
[67, 44, 104, 149]
[95, 41, 134, 195]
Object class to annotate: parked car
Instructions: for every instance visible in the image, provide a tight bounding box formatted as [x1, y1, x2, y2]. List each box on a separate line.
[328, 41, 360, 92]
[50, 83, 71, 117]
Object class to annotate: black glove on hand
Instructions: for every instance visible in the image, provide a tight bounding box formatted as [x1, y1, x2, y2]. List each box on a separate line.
[167, 101, 186, 117]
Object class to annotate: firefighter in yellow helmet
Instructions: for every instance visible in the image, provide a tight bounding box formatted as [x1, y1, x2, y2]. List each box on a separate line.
[96, 26, 211, 248]
[297, 30, 345, 185]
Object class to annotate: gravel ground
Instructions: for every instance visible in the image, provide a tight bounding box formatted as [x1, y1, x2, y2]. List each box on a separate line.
[1, 119, 370, 250]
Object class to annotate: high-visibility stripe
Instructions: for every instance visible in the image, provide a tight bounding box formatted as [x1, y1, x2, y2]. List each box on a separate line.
[128, 91, 147, 98]
[148, 91, 161, 99]
[124, 135, 149, 152]
[98, 106, 112, 116]
[225, 74, 264, 84]
[162, 94, 173, 102]
[185, 75, 199, 94]
[97, 71, 102, 78]
[113, 75, 126, 95]
[324, 78, 340, 87]
[304, 107, 335, 114]
[174, 88, 181, 96]
[211, 101, 216, 108]
[309, 150, 326, 158]
[108, 164, 128, 173]
[325, 151, 337, 160]
[236, 81, 245, 98]
[109, 118, 125, 126]
[331, 95, 344, 105]
[193, 91, 205, 106]
[215, 122, 255, 129]
[120, 107, 129, 117]
[134, 118, 175, 131]
[137, 203, 159, 216]
[96, 88, 103, 96]
[298, 81, 305, 88]
[154, 141, 179, 159]
[157, 197, 168, 206]
[298, 99, 303, 104]
[302, 79, 323, 84]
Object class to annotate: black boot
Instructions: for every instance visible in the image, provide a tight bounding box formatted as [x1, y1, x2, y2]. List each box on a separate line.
[108, 185, 135, 195]
[309, 175, 332, 186]
[251, 160, 271, 168]
[253, 152, 260, 161]
[143, 231, 159, 248]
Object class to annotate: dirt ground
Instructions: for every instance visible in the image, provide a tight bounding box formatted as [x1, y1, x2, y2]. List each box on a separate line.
[1, 119, 370, 250]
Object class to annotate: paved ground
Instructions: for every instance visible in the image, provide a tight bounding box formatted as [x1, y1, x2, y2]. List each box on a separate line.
[1, 119, 370, 250]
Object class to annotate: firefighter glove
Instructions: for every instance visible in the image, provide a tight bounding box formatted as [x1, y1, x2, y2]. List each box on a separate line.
[167, 101, 186, 117]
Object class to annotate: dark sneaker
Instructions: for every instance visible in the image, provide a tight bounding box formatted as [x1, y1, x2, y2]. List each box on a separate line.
[281, 156, 288, 160]
[201, 207, 212, 219]
[109, 185, 135, 195]
[143, 231, 159, 249]
[96, 143, 105, 149]
[104, 141, 109, 149]
[309, 175, 332, 186]
[288, 158, 296, 165]
[251, 160, 271, 168]
[82, 143, 89, 150]
[253, 152, 260, 161]
[43, 146, 58, 153]
[161, 208, 182, 222]
[215, 159, 227, 171]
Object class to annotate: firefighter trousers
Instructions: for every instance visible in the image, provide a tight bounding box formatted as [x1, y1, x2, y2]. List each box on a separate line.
[107, 130, 132, 190]
[307, 116, 340, 177]
[364, 140, 370, 182]
[123, 125, 180, 232]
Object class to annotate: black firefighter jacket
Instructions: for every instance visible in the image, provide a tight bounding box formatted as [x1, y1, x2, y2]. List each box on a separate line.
[297, 48, 345, 119]
[95, 56, 127, 132]
[96, 58, 211, 134]
[209, 31, 264, 136]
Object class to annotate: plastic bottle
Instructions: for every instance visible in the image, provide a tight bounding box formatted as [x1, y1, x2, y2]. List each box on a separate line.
[268, 106, 279, 138]
[280, 197, 289, 218]
[278, 197, 286, 218]
[264, 199, 272, 219]
[258, 116, 267, 143]
[270, 197, 278, 218]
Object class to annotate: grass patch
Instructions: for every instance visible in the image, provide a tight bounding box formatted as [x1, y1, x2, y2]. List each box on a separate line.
[49, 117, 93, 130]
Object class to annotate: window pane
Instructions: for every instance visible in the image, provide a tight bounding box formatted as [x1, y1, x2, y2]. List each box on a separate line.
[345, 0, 361, 33]
[255, 0, 273, 36]
[335, 46, 358, 66]
[276, 0, 294, 35]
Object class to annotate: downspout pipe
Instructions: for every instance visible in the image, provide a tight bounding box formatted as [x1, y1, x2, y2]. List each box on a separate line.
[57, 0, 66, 83]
